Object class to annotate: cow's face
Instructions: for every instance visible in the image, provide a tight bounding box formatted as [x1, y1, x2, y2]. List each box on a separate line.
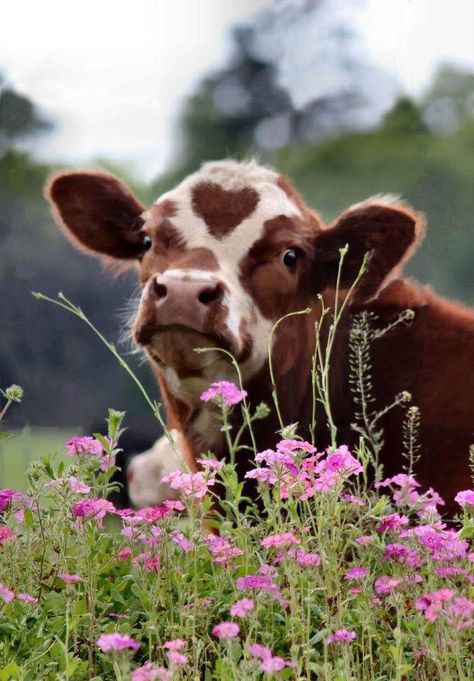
[46, 160, 423, 395]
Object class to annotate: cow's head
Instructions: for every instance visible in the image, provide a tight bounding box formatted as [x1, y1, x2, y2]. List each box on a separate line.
[46, 160, 423, 400]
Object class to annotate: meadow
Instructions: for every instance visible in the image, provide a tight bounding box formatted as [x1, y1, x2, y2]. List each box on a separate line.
[0, 313, 473, 680]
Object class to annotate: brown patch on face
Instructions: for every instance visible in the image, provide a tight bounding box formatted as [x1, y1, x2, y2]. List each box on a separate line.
[239, 215, 313, 320]
[191, 182, 259, 238]
[170, 248, 219, 272]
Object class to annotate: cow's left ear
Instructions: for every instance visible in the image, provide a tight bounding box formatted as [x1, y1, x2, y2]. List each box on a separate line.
[313, 198, 425, 303]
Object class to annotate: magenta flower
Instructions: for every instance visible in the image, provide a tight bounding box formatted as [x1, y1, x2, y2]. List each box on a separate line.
[65, 435, 103, 457]
[0, 489, 20, 512]
[171, 532, 194, 553]
[0, 525, 14, 545]
[261, 532, 300, 549]
[72, 497, 115, 522]
[204, 534, 243, 566]
[374, 576, 402, 595]
[415, 588, 454, 623]
[163, 639, 185, 650]
[212, 621, 240, 639]
[97, 632, 140, 653]
[200, 381, 247, 407]
[447, 596, 474, 631]
[248, 643, 272, 660]
[230, 598, 254, 618]
[455, 489, 474, 508]
[325, 628, 357, 644]
[166, 651, 188, 665]
[60, 573, 80, 585]
[17, 592, 38, 604]
[260, 656, 286, 672]
[383, 543, 423, 568]
[288, 548, 321, 568]
[245, 467, 277, 485]
[377, 513, 409, 533]
[132, 663, 170, 681]
[276, 439, 316, 455]
[68, 476, 91, 494]
[0, 583, 15, 602]
[345, 566, 368, 581]
[160, 470, 214, 499]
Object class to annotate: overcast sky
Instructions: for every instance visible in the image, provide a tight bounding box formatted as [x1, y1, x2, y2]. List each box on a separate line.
[1, 0, 473, 179]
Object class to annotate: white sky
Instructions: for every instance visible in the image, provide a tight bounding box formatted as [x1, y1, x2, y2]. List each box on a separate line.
[1, 0, 473, 180]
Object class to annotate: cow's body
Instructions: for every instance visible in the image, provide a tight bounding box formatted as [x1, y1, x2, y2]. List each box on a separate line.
[46, 160, 473, 516]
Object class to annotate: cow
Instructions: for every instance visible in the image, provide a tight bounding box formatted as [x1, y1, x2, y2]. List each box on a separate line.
[46, 159, 473, 516]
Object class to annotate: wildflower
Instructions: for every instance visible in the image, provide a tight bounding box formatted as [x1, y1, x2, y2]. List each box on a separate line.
[100, 455, 116, 472]
[383, 543, 424, 568]
[245, 467, 277, 485]
[65, 435, 103, 457]
[132, 663, 170, 681]
[377, 513, 409, 533]
[166, 651, 187, 665]
[196, 458, 224, 470]
[17, 592, 38, 603]
[97, 632, 140, 652]
[0, 489, 20, 512]
[163, 500, 185, 512]
[204, 534, 243, 566]
[0, 525, 14, 545]
[134, 552, 160, 573]
[288, 548, 321, 568]
[447, 596, 474, 631]
[345, 566, 368, 581]
[260, 656, 286, 672]
[160, 470, 214, 499]
[230, 598, 254, 617]
[413, 525, 468, 561]
[163, 639, 185, 650]
[325, 629, 357, 644]
[212, 621, 240, 639]
[356, 534, 374, 546]
[236, 574, 286, 607]
[68, 476, 91, 494]
[200, 381, 247, 407]
[0, 583, 15, 602]
[171, 532, 194, 552]
[374, 576, 401, 595]
[341, 493, 366, 506]
[248, 643, 272, 660]
[261, 532, 300, 549]
[116, 547, 132, 560]
[276, 439, 316, 455]
[415, 588, 454, 623]
[455, 489, 474, 508]
[322, 446, 363, 475]
[60, 573, 80, 585]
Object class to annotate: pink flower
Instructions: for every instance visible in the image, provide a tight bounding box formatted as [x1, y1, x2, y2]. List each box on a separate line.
[455, 490, 474, 508]
[383, 543, 423, 568]
[377, 513, 409, 533]
[447, 596, 474, 631]
[340, 493, 366, 506]
[163, 639, 185, 650]
[0, 525, 14, 545]
[236, 574, 286, 607]
[100, 455, 116, 472]
[288, 548, 321, 568]
[134, 552, 160, 573]
[325, 628, 357, 644]
[260, 656, 286, 672]
[71, 497, 115, 522]
[245, 467, 277, 485]
[261, 532, 300, 549]
[248, 643, 272, 660]
[60, 573, 80, 585]
[68, 476, 91, 494]
[356, 535, 374, 546]
[204, 534, 243, 566]
[116, 547, 132, 561]
[163, 500, 185, 512]
[276, 439, 316, 455]
[200, 381, 247, 407]
[196, 458, 223, 471]
[17, 592, 38, 604]
[65, 436, 103, 457]
[160, 471, 214, 499]
[323, 446, 363, 475]
[212, 621, 240, 639]
[97, 633, 140, 652]
[0, 489, 20, 512]
[132, 663, 170, 681]
[0, 583, 15, 602]
[230, 598, 254, 618]
[415, 588, 454, 623]
[166, 651, 187, 666]
[171, 532, 194, 552]
[345, 566, 368, 581]
[374, 576, 402, 595]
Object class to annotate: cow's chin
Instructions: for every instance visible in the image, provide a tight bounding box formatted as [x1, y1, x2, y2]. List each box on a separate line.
[143, 326, 235, 376]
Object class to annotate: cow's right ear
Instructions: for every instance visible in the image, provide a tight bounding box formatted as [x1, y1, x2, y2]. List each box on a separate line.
[45, 171, 147, 259]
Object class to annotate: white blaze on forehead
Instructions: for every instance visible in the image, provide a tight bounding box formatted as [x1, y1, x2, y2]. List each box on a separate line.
[153, 159, 301, 377]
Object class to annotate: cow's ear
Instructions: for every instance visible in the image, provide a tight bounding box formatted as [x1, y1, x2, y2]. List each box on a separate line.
[314, 197, 425, 303]
[45, 171, 147, 259]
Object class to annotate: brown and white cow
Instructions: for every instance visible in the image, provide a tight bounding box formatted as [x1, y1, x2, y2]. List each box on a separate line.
[46, 159, 473, 515]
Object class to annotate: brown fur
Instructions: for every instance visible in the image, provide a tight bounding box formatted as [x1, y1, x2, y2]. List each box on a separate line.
[191, 182, 259, 238]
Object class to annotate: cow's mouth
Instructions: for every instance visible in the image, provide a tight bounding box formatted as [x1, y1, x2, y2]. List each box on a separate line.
[135, 324, 238, 374]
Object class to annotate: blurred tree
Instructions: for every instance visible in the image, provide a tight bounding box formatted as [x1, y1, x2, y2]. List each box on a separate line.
[421, 63, 474, 133]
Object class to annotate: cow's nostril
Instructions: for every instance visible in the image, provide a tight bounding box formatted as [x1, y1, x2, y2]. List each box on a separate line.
[198, 284, 223, 306]
[152, 280, 168, 300]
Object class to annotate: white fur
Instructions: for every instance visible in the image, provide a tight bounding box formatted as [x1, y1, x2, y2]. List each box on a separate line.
[127, 430, 184, 508]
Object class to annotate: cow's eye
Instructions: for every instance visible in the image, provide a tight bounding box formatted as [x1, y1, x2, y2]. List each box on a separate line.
[142, 235, 152, 251]
[281, 248, 299, 269]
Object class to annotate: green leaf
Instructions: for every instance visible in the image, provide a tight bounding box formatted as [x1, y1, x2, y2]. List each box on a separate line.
[0, 432, 13, 440]
[23, 507, 34, 526]
[0, 663, 20, 681]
